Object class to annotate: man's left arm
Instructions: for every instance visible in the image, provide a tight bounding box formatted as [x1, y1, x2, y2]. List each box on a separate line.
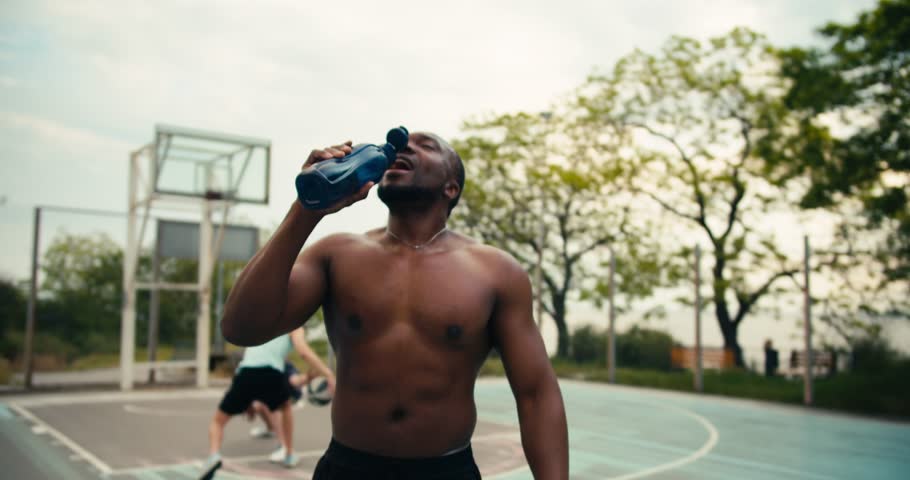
[491, 254, 568, 480]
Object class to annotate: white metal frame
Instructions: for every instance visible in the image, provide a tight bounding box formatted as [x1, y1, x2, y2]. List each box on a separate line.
[121, 125, 270, 391]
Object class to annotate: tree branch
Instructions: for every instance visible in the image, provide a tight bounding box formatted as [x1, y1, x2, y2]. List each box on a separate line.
[733, 111, 753, 168]
[733, 267, 800, 324]
[626, 122, 693, 169]
[720, 168, 746, 243]
[719, 111, 752, 242]
[626, 121, 718, 245]
[637, 189, 701, 222]
[569, 234, 614, 264]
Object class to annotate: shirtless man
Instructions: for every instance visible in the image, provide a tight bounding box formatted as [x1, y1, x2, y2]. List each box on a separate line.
[222, 132, 569, 479]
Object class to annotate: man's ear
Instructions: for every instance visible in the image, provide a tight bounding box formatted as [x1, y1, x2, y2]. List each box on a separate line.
[444, 180, 460, 201]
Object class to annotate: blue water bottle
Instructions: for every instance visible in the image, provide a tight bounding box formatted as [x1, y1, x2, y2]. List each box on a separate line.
[296, 126, 409, 210]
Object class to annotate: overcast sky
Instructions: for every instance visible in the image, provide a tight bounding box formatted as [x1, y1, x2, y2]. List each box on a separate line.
[2, 0, 895, 356]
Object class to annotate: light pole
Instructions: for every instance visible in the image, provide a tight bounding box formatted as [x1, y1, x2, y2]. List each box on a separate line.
[607, 247, 616, 383]
[803, 235, 813, 406]
[694, 244, 703, 392]
[535, 112, 552, 329]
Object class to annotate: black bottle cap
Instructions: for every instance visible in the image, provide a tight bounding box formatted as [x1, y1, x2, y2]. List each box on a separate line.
[386, 126, 409, 151]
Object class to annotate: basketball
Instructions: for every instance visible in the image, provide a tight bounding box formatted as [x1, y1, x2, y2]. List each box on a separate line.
[306, 376, 333, 406]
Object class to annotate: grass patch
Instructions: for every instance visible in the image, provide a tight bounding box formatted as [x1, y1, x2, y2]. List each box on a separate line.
[813, 362, 910, 418]
[68, 346, 177, 371]
[0, 357, 10, 384]
[480, 356, 908, 418]
[702, 369, 802, 403]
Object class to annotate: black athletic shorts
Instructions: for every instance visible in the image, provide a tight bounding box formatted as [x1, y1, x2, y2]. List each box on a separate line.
[313, 438, 482, 480]
[217, 366, 291, 415]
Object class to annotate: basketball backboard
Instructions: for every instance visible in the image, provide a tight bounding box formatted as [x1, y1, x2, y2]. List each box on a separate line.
[121, 123, 271, 392]
[157, 220, 259, 261]
[153, 124, 270, 204]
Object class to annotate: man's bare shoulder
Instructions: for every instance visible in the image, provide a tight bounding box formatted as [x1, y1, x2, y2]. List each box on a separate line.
[300, 231, 379, 258]
[452, 233, 528, 282]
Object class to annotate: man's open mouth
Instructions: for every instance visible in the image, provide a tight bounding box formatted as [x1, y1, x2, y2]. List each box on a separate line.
[388, 159, 413, 171]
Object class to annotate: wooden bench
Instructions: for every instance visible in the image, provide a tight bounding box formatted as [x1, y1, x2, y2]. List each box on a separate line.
[788, 350, 837, 377]
[671, 347, 735, 370]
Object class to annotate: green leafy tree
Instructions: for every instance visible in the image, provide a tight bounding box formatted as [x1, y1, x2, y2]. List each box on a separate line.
[777, 0, 910, 280]
[0, 278, 25, 335]
[616, 326, 675, 371]
[812, 219, 909, 348]
[36, 232, 239, 355]
[0, 278, 27, 359]
[452, 112, 670, 358]
[569, 324, 675, 370]
[578, 28, 816, 366]
[570, 325, 605, 364]
[40, 232, 124, 351]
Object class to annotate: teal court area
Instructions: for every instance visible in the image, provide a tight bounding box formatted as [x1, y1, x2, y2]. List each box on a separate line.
[1, 378, 908, 479]
[484, 380, 910, 480]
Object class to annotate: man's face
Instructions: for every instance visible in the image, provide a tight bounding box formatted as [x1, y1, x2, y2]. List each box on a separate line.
[377, 132, 453, 208]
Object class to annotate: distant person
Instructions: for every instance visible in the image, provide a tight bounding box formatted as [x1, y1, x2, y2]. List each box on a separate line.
[199, 327, 335, 480]
[764, 339, 779, 377]
[222, 133, 569, 479]
[247, 361, 324, 451]
[247, 361, 306, 439]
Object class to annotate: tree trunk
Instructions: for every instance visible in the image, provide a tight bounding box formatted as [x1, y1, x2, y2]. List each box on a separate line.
[713, 251, 745, 367]
[715, 299, 744, 367]
[553, 296, 569, 359]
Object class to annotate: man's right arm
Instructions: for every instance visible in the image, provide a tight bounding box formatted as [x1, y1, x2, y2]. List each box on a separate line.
[221, 141, 370, 346]
[221, 202, 326, 346]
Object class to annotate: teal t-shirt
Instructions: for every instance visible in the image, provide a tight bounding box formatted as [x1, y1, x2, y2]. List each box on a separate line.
[237, 334, 292, 372]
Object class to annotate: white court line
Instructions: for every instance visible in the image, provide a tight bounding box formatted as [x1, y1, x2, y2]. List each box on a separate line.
[606, 402, 720, 480]
[486, 403, 720, 480]
[111, 432, 526, 476]
[109, 450, 328, 476]
[479, 379, 721, 480]
[6, 388, 224, 407]
[8, 403, 114, 476]
[123, 404, 211, 417]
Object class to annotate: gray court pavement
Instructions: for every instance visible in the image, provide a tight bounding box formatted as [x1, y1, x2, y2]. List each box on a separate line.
[0, 384, 524, 479]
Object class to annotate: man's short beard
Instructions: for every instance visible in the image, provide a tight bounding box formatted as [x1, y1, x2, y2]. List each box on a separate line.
[377, 183, 437, 209]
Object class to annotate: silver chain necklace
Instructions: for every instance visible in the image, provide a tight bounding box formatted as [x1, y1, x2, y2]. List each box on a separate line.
[386, 226, 448, 249]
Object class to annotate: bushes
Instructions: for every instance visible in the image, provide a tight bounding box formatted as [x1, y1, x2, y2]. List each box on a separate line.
[0, 278, 26, 338]
[0, 357, 10, 384]
[570, 325, 606, 364]
[0, 330, 79, 368]
[812, 338, 910, 417]
[483, 359, 910, 419]
[0, 329, 21, 362]
[466, 326, 910, 419]
[0, 279, 26, 363]
[850, 337, 899, 372]
[570, 324, 675, 371]
[617, 326, 674, 371]
[814, 361, 910, 417]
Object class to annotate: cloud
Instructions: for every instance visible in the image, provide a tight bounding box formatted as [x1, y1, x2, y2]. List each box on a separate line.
[0, 111, 133, 217]
[0, 111, 132, 155]
[0, 0, 882, 268]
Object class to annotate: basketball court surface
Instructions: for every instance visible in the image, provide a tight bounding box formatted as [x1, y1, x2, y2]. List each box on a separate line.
[1, 378, 908, 479]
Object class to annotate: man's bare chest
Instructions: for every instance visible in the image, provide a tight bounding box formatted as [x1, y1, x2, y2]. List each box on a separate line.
[324, 251, 496, 348]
